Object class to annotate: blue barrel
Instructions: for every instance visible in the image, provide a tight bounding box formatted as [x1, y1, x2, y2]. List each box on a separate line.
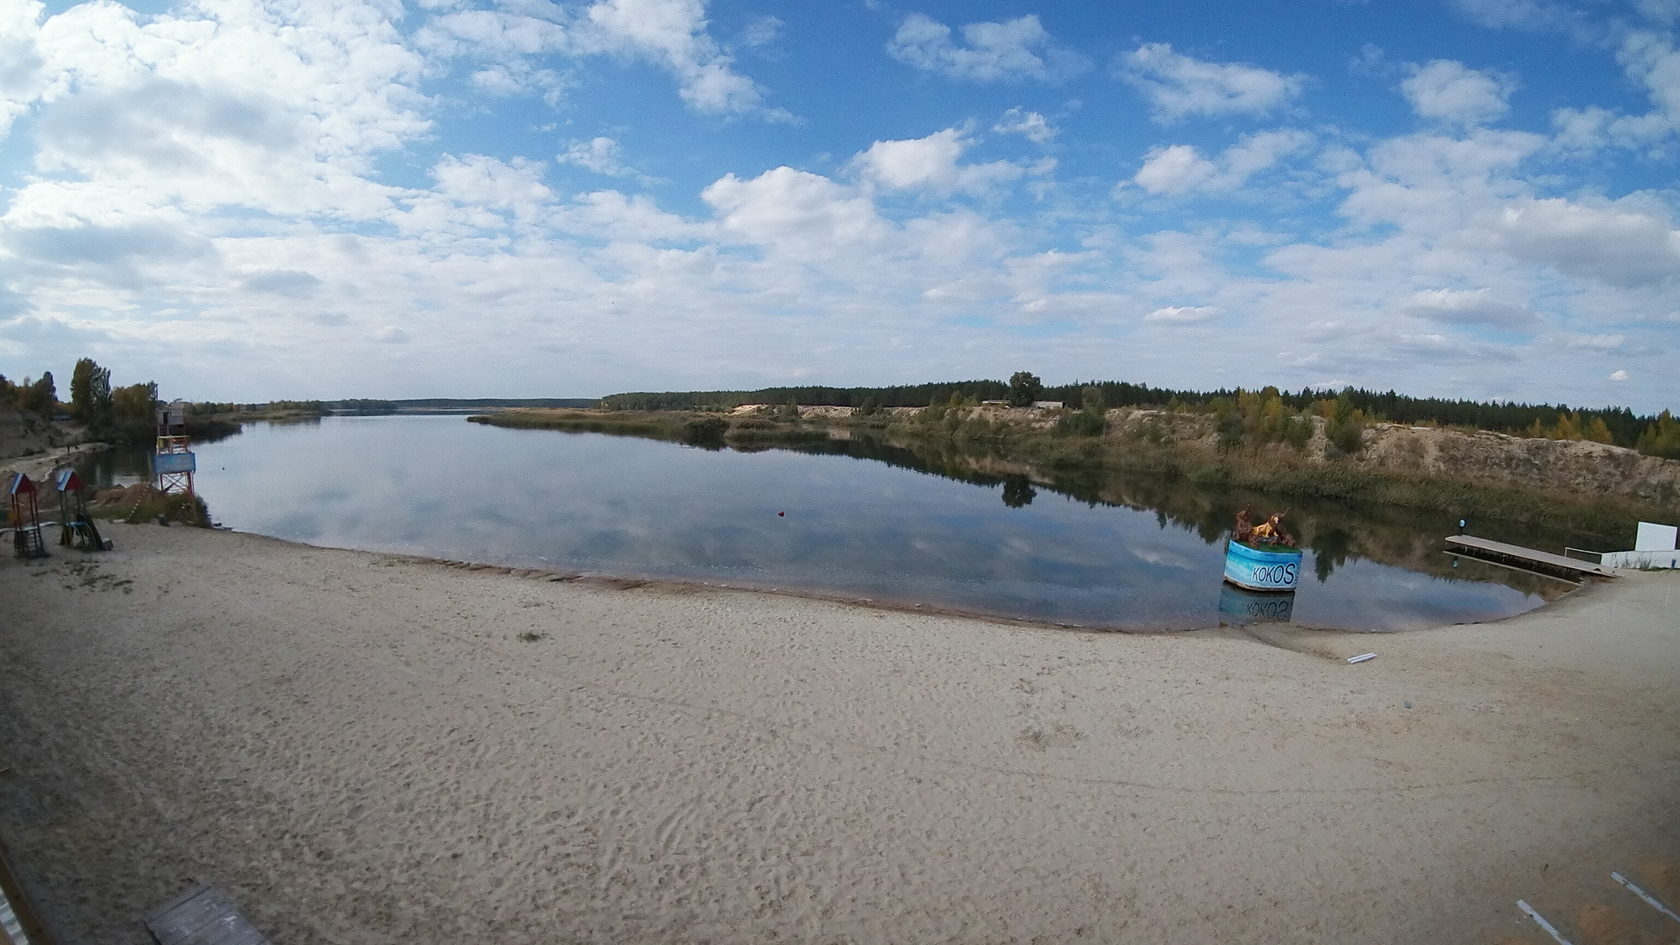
[1223, 540, 1303, 592]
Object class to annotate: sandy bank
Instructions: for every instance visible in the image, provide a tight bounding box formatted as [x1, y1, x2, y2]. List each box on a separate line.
[1, 524, 1677, 944]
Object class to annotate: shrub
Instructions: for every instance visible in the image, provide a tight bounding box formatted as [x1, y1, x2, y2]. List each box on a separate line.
[681, 416, 729, 446]
[1325, 414, 1365, 456]
[1054, 410, 1105, 437]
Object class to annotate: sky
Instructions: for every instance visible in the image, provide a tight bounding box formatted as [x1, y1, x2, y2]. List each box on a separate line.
[0, 0, 1677, 411]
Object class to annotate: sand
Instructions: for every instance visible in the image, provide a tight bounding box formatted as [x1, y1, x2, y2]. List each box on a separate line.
[1, 524, 1677, 945]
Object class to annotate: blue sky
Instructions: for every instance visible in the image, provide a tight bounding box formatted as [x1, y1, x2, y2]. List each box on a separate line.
[0, 0, 1676, 412]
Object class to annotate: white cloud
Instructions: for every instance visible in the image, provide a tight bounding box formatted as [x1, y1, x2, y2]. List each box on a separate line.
[852, 128, 1039, 195]
[1118, 43, 1305, 121]
[554, 190, 703, 243]
[887, 13, 1088, 83]
[1404, 287, 1538, 328]
[1446, 0, 1579, 31]
[4, 0, 429, 231]
[1550, 105, 1670, 153]
[1130, 130, 1313, 195]
[1617, 30, 1680, 135]
[1496, 198, 1680, 288]
[0, 1, 48, 139]
[1401, 60, 1514, 125]
[1143, 305, 1217, 324]
[581, 0, 779, 117]
[416, 9, 568, 59]
[1566, 332, 1626, 350]
[702, 166, 888, 254]
[740, 15, 782, 48]
[1546, 31, 1680, 156]
[994, 107, 1055, 144]
[1610, 369, 1630, 381]
[557, 136, 633, 177]
[431, 155, 553, 216]
[1132, 145, 1217, 195]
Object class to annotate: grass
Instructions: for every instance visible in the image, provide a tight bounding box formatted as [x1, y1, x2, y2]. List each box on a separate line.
[87, 490, 213, 527]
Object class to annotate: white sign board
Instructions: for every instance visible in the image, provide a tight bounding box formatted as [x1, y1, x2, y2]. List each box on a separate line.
[1634, 521, 1678, 552]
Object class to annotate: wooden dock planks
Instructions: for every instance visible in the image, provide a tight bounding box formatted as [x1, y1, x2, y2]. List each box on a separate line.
[1445, 535, 1618, 579]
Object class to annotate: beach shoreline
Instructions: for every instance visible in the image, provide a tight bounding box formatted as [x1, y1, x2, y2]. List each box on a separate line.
[2, 523, 1676, 944]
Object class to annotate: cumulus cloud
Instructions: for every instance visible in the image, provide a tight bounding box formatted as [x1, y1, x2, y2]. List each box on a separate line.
[1130, 130, 1313, 195]
[887, 13, 1088, 83]
[852, 128, 1040, 195]
[1117, 43, 1305, 121]
[581, 0, 780, 117]
[1548, 31, 1680, 155]
[702, 166, 887, 254]
[1401, 60, 1514, 125]
[0, 3, 47, 139]
[994, 107, 1055, 144]
[416, 9, 569, 59]
[1617, 30, 1680, 134]
[557, 137, 635, 177]
[1132, 145, 1217, 195]
[431, 155, 553, 216]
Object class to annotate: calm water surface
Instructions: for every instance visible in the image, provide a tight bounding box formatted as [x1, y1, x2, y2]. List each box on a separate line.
[89, 415, 1568, 631]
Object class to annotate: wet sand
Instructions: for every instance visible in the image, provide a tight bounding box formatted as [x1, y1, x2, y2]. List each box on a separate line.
[1, 523, 1677, 944]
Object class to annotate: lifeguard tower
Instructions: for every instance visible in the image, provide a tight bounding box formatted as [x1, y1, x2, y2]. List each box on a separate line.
[53, 468, 107, 551]
[153, 401, 197, 498]
[7, 472, 48, 559]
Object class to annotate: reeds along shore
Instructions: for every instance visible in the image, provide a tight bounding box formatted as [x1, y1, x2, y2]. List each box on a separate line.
[1, 523, 1677, 945]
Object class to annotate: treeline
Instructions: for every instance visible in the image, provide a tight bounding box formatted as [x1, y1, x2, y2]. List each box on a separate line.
[603, 381, 1013, 412]
[1, 358, 167, 443]
[599, 377, 1678, 458]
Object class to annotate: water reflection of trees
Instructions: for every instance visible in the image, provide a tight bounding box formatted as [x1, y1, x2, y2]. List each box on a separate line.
[776, 434, 1566, 598]
[1001, 475, 1036, 508]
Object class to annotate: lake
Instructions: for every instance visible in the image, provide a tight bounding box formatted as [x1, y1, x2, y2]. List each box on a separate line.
[82, 415, 1570, 631]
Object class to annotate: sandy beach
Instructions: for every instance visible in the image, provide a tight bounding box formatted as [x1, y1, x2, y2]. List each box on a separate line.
[1, 523, 1677, 944]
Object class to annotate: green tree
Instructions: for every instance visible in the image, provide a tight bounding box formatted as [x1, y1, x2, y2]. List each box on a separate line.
[16, 372, 56, 414]
[1583, 416, 1614, 444]
[1007, 371, 1043, 408]
[70, 357, 113, 423]
[110, 381, 160, 439]
[1637, 410, 1680, 459]
[1324, 391, 1366, 457]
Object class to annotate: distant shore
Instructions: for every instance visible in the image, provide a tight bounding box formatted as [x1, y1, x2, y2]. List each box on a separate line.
[0, 441, 109, 481]
[2, 524, 1677, 944]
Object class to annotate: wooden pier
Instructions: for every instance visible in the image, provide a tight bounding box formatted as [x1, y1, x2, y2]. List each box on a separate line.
[1445, 535, 1619, 580]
